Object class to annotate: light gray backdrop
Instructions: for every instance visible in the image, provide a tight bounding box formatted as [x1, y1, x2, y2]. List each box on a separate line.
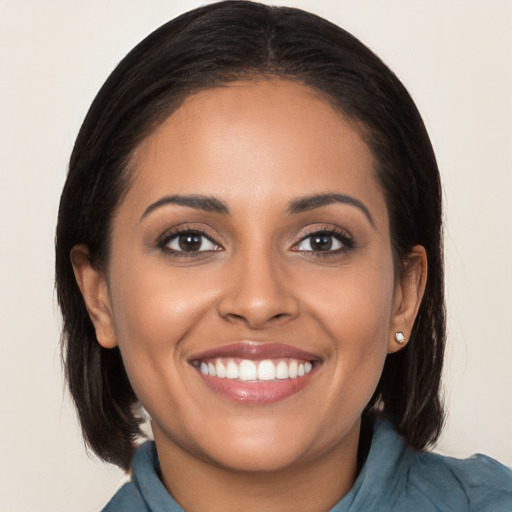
[1, 1, 511, 511]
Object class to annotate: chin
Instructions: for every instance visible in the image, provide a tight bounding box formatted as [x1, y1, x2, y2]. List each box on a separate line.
[203, 439, 313, 474]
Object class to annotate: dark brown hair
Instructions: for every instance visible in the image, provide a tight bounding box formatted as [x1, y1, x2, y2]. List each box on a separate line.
[56, 0, 445, 470]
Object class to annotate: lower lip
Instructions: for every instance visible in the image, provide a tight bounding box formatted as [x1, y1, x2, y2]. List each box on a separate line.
[196, 368, 317, 404]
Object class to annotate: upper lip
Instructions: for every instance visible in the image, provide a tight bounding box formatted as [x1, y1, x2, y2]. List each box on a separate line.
[188, 342, 321, 362]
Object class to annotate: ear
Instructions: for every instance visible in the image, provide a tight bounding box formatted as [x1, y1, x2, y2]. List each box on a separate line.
[70, 244, 117, 349]
[388, 245, 427, 354]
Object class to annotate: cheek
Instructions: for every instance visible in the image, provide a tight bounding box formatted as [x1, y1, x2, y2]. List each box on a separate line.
[303, 257, 395, 399]
[307, 257, 395, 342]
[109, 255, 214, 343]
[107, 269, 212, 432]
[107, 258, 218, 396]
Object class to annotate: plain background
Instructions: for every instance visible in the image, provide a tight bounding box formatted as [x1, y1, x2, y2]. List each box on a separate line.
[1, 1, 511, 510]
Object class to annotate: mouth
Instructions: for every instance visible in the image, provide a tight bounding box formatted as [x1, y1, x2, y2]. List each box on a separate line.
[189, 342, 321, 404]
[192, 357, 314, 381]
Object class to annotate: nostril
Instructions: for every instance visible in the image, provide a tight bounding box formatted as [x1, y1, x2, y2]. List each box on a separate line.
[221, 309, 295, 330]
[217, 269, 300, 328]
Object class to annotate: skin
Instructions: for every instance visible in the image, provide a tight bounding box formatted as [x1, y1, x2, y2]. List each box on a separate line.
[72, 79, 426, 512]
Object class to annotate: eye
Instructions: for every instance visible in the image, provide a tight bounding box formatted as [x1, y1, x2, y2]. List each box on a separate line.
[162, 230, 220, 253]
[294, 230, 352, 253]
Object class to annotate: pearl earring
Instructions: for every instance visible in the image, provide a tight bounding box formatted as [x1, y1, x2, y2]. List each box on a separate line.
[394, 332, 406, 344]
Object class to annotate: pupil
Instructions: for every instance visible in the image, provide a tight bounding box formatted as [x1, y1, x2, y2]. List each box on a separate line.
[179, 234, 202, 251]
[311, 234, 332, 251]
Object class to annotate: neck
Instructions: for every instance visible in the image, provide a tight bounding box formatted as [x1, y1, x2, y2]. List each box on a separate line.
[153, 421, 361, 512]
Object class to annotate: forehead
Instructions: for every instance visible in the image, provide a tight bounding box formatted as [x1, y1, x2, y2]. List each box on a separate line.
[126, 79, 386, 221]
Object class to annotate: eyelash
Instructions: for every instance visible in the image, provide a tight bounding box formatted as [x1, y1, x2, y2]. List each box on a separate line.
[292, 227, 354, 256]
[157, 226, 354, 257]
[157, 226, 221, 257]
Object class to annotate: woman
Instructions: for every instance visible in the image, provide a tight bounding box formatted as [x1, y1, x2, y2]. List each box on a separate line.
[55, 1, 512, 510]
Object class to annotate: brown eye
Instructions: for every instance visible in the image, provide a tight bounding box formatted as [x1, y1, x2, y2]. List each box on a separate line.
[295, 232, 346, 252]
[309, 234, 334, 251]
[165, 232, 219, 253]
[178, 234, 202, 251]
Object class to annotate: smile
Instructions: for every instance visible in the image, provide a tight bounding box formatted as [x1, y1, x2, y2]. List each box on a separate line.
[194, 358, 314, 382]
[189, 342, 320, 404]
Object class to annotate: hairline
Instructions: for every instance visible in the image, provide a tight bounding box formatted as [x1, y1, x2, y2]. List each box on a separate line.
[102, 74, 403, 269]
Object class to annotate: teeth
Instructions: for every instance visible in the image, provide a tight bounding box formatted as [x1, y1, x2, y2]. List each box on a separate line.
[289, 360, 298, 379]
[215, 358, 226, 378]
[257, 360, 276, 381]
[226, 360, 239, 379]
[275, 361, 289, 379]
[239, 360, 257, 381]
[199, 358, 314, 381]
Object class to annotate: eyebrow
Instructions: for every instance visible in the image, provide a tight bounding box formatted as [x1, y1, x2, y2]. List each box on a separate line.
[140, 194, 230, 221]
[140, 192, 374, 226]
[287, 193, 375, 227]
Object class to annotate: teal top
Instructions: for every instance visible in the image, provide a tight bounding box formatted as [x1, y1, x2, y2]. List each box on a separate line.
[102, 420, 512, 511]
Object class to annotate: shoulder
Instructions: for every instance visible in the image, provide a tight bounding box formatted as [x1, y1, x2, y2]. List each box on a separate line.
[356, 420, 512, 512]
[100, 442, 156, 512]
[100, 441, 182, 512]
[101, 482, 147, 512]
[404, 445, 512, 511]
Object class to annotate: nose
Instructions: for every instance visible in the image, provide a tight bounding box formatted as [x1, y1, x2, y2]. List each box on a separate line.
[217, 248, 300, 329]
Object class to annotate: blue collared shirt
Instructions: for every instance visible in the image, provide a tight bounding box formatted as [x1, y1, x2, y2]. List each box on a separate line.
[102, 420, 512, 511]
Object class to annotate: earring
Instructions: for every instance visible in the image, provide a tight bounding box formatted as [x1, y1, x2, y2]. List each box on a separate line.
[394, 332, 406, 345]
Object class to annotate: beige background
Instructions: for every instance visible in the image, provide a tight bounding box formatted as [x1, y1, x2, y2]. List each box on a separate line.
[1, 1, 511, 510]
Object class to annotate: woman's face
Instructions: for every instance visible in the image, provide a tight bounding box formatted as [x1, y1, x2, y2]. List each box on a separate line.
[77, 79, 423, 473]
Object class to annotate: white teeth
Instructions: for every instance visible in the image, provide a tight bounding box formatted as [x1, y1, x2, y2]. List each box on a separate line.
[239, 360, 257, 381]
[198, 358, 315, 381]
[289, 360, 298, 379]
[275, 360, 289, 379]
[257, 360, 276, 381]
[226, 360, 239, 379]
[215, 358, 226, 378]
